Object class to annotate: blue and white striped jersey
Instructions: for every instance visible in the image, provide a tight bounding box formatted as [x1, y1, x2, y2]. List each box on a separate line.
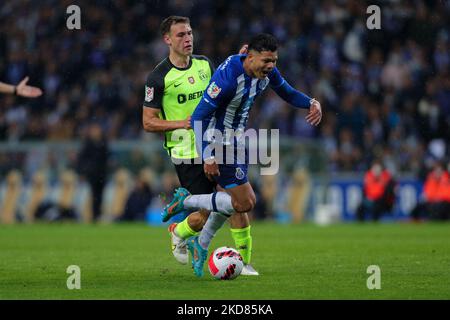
[192, 54, 284, 134]
[191, 53, 313, 160]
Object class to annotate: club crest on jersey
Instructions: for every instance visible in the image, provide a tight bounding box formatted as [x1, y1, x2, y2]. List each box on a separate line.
[259, 78, 269, 90]
[198, 69, 208, 81]
[145, 86, 154, 102]
[188, 76, 195, 84]
[207, 81, 221, 99]
[235, 167, 245, 180]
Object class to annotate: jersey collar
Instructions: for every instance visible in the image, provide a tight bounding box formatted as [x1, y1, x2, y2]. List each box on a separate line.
[167, 55, 193, 71]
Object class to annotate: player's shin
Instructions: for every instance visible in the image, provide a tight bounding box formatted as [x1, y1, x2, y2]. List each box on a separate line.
[198, 211, 230, 249]
[230, 225, 252, 265]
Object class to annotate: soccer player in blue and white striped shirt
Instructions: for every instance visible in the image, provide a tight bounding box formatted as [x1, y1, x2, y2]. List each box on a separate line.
[163, 33, 322, 277]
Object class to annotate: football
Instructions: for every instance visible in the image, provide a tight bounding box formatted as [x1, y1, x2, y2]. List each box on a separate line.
[208, 246, 244, 280]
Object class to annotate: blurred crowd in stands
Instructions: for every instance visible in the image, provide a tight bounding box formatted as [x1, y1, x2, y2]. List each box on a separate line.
[1, 0, 449, 174]
[0, 0, 449, 222]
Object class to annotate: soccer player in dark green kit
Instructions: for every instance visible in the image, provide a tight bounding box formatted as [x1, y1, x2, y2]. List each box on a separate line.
[142, 16, 258, 275]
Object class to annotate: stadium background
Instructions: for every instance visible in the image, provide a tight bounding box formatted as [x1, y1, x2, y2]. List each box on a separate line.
[0, 0, 449, 223]
[0, 0, 449, 301]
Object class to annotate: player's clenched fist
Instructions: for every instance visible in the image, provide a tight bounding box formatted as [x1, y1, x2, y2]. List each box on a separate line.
[183, 116, 192, 129]
[204, 157, 220, 181]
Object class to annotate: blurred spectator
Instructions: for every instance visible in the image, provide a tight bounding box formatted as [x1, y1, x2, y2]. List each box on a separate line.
[119, 168, 155, 221]
[76, 122, 110, 221]
[258, 174, 278, 220]
[101, 168, 132, 222]
[410, 161, 450, 221]
[336, 128, 362, 171]
[160, 171, 180, 200]
[0, 170, 23, 223]
[23, 170, 51, 223]
[356, 160, 396, 222]
[286, 168, 311, 223]
[35, 170, 93, 222]
[122, 149, 148, 175]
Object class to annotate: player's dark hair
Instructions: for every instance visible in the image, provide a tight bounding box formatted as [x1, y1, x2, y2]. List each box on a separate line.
[160, 16, 190, 36]
[248, 33, 278, 52]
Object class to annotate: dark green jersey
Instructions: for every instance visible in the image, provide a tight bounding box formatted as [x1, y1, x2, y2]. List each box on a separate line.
[144, 55, 214, 159]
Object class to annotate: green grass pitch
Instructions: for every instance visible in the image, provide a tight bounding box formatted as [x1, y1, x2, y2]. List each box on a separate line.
[0, 222, 449, 299]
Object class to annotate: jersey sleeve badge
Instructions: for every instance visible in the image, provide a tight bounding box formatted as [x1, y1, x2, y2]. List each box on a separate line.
[207, 81, 221, 99]
[145, 86, 154, 102]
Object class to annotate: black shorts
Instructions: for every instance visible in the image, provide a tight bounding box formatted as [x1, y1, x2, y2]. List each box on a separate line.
[174, 163, 216, 194]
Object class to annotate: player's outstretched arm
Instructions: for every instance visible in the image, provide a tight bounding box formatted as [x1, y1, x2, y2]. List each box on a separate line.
[0, 81, 16, 95]
[269, 68, 322, 126]
[142, 107, 191, 132]
[0, 76, 43, 98]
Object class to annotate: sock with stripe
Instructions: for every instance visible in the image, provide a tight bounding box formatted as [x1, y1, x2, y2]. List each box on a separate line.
[183, 192, 234, 216]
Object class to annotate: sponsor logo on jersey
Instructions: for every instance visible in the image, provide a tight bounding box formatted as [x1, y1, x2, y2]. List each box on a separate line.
[235, 167, 245, 180]
[207, 82, 221, 99]
[177, 91, 203, 104]
[174, 82, 182, 88]
[145, 86, 154, 102]
[188, 76, 195, 84]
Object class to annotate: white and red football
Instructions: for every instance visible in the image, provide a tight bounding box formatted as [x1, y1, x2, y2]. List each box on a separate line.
[208, 246, 244, 280]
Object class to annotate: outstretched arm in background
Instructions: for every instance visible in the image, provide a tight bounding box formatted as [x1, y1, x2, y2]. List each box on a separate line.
[0, 76, 43, 98]
[269, 68, 322, 126]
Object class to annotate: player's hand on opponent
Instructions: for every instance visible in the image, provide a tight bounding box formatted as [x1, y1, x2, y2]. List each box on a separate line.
[238, 44, 248, 54]
[16, 76, 43, 98]
[305, 99, 322, 126]
[204, 157, 220, 181]
[182, 116, 192, 129]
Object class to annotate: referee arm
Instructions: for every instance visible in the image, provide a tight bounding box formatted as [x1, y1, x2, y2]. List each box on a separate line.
[0, 76, 42, 98]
